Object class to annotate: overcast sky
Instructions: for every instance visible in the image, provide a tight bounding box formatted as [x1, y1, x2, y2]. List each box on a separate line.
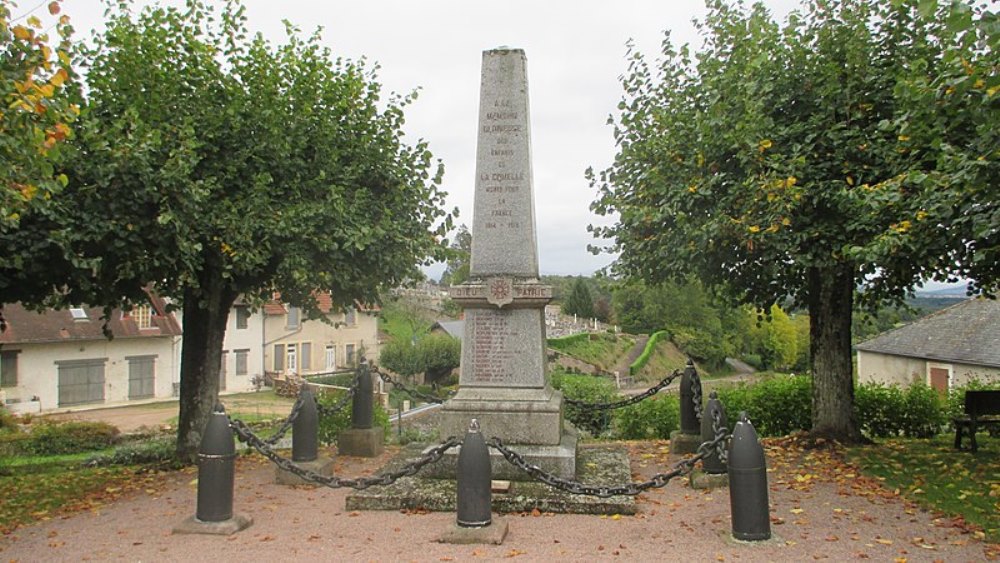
[35, 0, 801, 279]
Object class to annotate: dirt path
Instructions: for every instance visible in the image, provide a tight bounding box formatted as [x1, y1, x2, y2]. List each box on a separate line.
[1, 439, 995, 562]
[611, 334, 650, 378]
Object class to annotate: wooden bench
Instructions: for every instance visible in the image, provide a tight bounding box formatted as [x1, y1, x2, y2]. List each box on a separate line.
[953, 390, 1000, 453]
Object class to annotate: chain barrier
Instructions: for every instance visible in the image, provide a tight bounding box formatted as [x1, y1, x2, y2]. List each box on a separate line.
[259, 393, 305, 446]
[564, 369, 682, 412]
[371, 365, 454, 405]
[314, 373, 359, 418]
[691, 367, 704, 422]
[487, 416, 730, 498]
[229, 417, 461, 489]
[712, 407, 729, 464]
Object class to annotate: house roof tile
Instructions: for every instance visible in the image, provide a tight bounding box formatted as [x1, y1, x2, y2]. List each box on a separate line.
[855, 298, 1000, 367]
[0, 292, 182, 345]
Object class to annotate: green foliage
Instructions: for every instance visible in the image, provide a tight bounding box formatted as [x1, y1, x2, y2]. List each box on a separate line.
[562, 277, 595, 319]
[380, 333, 460, 383]
[552, 374, 619, 436]
[612, 396, 679, 440]
[0, 1, 84, 308]
[715, 374, 812, 437]
[590, 0, 995, 439]
[84, 437, 177, 467]
[0, 407, 17, 433]
[854, 382, 946, 439]
[379, 338, 423, 378]
[547, 333, 590, 350]
[316, 391, 390, 445]
[629, 330, 668, 376]
[946, 378, 1000, 421]
[547, 333, 632, 371]
[439, 224, 471, 286]
[6, 421, 121, 456]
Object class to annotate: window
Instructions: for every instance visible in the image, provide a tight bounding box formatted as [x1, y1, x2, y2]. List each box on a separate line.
[133, 305, 153, 329]
[286, 306, 300, 329]
[69, 307, 88, 321]
[235, 349, 249, 376]
[1, 351, 18, 387]
[286, 344, 297, 373]
[235, 306, 250, 330]
[346, 344, 356, 367]
[273, 344, 285, 371]
[325, 345, 336, 370]
[300, 342, 312, 371]
[345, 307, 357, 326]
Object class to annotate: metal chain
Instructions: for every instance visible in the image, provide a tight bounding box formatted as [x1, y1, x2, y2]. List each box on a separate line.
[712, 407, 729, 464]
[487, 422, 730, 498]
[564, 369, 682, 412]
[260, 393, 306, 446]
[371, 365, 454, 404]
[314, 369, 360, 419]
[691, 367, 703, 422]
[230, 417, 461, 489]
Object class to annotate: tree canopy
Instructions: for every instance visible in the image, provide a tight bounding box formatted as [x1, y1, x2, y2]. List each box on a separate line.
[590, 0, 997, 441]
[63, 0, 453, 459]
[439, 224, 471, 286]
[0, 0, 82, 314]
[562, 277, 596, 319]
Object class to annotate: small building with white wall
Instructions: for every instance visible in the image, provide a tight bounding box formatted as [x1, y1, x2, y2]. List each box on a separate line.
[856, 298, 1000, 392]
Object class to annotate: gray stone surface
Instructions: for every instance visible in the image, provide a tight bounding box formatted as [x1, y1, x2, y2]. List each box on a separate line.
[670, 430, 702, 454]
[689, 469, 730, 490]
[470, 48, 538, 278]
[437, 516, 509, 545]
[439, 388, 563, 445]
[172, 514, 253, 536]
[346, 444, 634, 515]
[339, 427, 385, 457]
[275, 456, 335, 486]
[424, 426, 578, 480]
[456, 308, 547, 389]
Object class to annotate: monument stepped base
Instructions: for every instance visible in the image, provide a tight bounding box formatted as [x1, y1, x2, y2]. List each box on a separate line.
[438, 388, 565, 446]
[345, 443, 634, 515]
[423, 426, 578, 480]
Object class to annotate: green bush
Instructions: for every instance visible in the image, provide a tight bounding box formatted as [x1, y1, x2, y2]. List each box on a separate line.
[715, 374, 811, 437]
[546, 333, 590, 351]
[316, 390, 390, 446]
[855, 382, 948, 438]
[23, 421, 120, 455]
[0, 406, 18, 433]
[946, 378, 1000, 422]
[0, 430, 31, 456]
[613, 395, 679, 439]
[629, 330, 668, 376]
[84, 436, 177, 467]
[553, 374, 619, 436]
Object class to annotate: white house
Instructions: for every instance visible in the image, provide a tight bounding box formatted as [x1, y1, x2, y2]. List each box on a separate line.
[0, 294, 182, 413]
[856, 297, 1000, 392]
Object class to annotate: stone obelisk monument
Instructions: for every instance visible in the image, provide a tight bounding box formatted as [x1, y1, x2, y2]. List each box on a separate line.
[439, 48, 577, 478]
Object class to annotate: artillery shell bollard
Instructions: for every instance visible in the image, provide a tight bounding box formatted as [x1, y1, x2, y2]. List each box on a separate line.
[438, 419, 509, 545]
[670, 359, 703, 454]
[173, 404, 253, 535]
[276, 387, 335, 486]
[690, 391, 729, 489]
[338, 360, 385, 457]
[728, 412, 772, 542]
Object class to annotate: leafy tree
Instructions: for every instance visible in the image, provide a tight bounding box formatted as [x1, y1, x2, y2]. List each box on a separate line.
[69, 1, 452, 460]
[563, 277, 595, 318]
[591, 0, 994, 441]
[0, 0, 82, 316]
[439, 224, 471, 286]
[379, 333, 459, 384]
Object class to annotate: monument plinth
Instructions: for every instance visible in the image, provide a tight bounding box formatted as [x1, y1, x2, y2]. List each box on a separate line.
[437, 48, 577, 479]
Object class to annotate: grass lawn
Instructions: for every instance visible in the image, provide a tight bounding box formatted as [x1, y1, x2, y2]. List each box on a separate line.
[633, 338, 689, 382]
[550, 333, 634, 371]
[848, 433, 1000, 542]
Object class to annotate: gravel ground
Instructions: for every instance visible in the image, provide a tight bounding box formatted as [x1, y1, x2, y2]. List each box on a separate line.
[1, 438, 996, 562]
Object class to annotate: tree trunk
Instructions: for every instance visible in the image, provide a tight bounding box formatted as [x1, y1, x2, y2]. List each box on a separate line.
[176, 281, 237, 463]
[807, 264, 863, 443]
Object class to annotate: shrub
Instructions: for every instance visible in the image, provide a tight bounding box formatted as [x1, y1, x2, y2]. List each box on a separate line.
[546, 333, 590, 351]
[715, 374, 811, 437]
[84, 436, 177, 467]
[0, 430, 31, 456]
[855, 382, 906, 438]
[613, 395, 680, 439]
[24, 421, 120, 455]
[553, 374, 619, 436]
[0, 406, 18, 433]
[629, 330, 669, 376]
[316, 390, 390, 446]
[946, 378, 1000, 423]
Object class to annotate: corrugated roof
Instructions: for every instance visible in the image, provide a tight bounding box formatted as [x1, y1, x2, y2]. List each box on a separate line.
[0, 292, 182, 345]
[855, 298, 1000, 367]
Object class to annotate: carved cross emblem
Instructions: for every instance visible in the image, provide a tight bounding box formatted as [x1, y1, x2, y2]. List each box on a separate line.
[486, 277, 514, 308]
